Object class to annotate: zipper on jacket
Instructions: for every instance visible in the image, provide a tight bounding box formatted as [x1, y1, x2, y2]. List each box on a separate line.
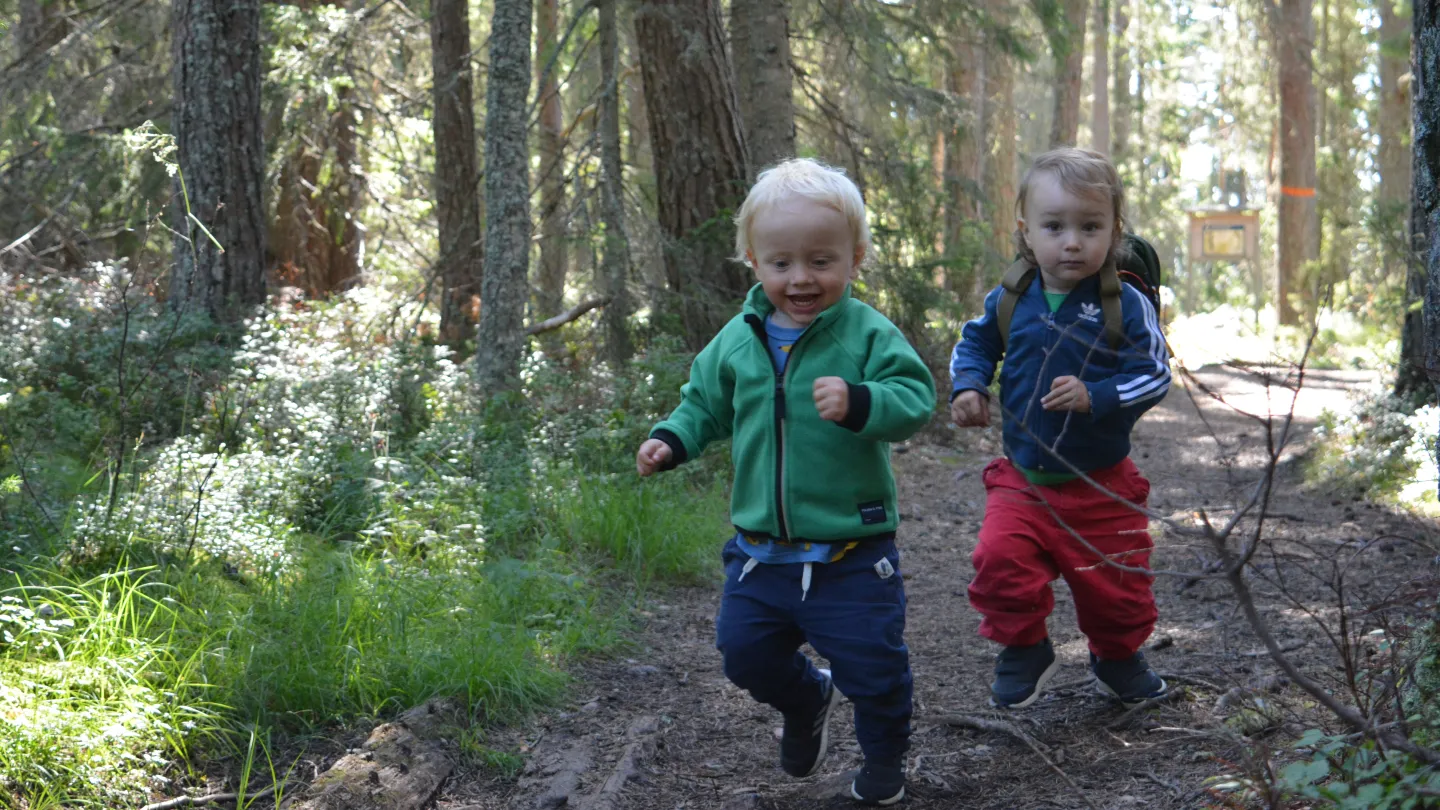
[746, 312, 816, 542]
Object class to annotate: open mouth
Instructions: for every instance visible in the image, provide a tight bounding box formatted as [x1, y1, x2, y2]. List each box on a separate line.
[788, 294, 820, 309]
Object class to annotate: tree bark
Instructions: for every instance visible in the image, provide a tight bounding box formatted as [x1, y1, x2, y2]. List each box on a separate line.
[1111, 0, 1130, 164]
[987, 0, 1017, 261]
[1048, 0, 1088, 148]
[271, 87, 361, 300]
[17, 0, 69, 55]
[1415, 1, 1440, 402]
[635, 0, 750, 348]
[535, 0, 569, 328]
[730, 0, 795, 172]
[430, 0, 483, 350]
[598, 0, 634, 365]
[1091, 0, 1110, 154]
[943, 33, 981, 293]
[1276, 0, 1316, 326]
[170, 0, 266, 321]
[474, 0, 534, 389]
[1385, 0, 1422, 398]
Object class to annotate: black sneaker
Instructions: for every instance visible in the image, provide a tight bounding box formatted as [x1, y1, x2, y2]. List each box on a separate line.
[850, 760, 905, 806]
[780, 668, 842, 778]
[989, 638, 1059, 709]
[1090, 651, 1168, 707]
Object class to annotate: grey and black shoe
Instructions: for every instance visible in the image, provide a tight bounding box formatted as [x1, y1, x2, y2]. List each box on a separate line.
[989, 638, 1059, 709]
[780, 668, 842, 777]
[1091, 651, 1168, 708]
[850, 760, 905, 806]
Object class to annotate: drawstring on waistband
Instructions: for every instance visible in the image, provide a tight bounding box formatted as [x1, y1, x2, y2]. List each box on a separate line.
[801, 562, 813, 601]
[737, 557, 759, 581]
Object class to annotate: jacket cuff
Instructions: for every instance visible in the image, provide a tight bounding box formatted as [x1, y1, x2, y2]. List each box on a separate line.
[950, 383, 986, 403]
[650, 429, 688, 470]
[837, 382, 871, 432]
[1087, 382, 1119, 418]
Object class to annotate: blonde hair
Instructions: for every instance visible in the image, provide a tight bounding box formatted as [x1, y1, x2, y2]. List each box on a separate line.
[1014, 147, 1126, 266]
[734, 158, 871, 264]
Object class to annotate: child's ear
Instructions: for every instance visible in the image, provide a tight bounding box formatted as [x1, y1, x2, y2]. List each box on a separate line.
[852, 242, 866, 269]
[746, 251, 757, 270]
[1015, 217, 1030, 246]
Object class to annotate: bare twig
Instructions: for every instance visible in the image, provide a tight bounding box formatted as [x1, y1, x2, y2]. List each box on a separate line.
[932, 714, 1100, 810]
[525, 296, 611, 336]
[140, 783, 276, 810]
[1106, 687, 1187, 730]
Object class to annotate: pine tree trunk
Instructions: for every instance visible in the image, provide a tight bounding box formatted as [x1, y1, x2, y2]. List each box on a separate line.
[599, 0, 634, 365]
[431, 0, 483, 350]
[474, 0, 533, 389]
[1049, 0, 1088, 148]
[18, 0, 68, 54]
[943, 34, 981, 293]
[1385, 1, 1422, 397]
[535, 0, 568, 326]
[1111, 0, 1130, 164]
[635, 0, 750, 348]
[1276, 0, 1317, 326]
[730, 0, 794, 172]
[170, 0, 266, 321]
[987, 0, 1017, 261]
[1412, 1, 1440, 402]
[1091, 0, 1110, 154]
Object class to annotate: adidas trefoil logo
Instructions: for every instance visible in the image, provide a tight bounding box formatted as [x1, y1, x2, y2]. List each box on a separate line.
[1079, 302, 1101, 323]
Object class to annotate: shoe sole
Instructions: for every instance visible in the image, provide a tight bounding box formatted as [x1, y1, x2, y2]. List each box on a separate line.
[796, 668, 843, 778]
[988, 657, 1060, 710]
[1093, 675, 1169, 709]
[850, 783, 905, 806]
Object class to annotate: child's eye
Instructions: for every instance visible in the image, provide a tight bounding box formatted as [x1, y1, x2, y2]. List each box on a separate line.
[774, 259, 790, 269]
[813, 258, 830, 268]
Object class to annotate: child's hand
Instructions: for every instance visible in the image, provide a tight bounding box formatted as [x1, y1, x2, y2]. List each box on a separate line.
[813, 376, 850, 421]
[1042, 375, 1091, 412]
[636, 439, 672, 476]
[951, 390, 990, 427]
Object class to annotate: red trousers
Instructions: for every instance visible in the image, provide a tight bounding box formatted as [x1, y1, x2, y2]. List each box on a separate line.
[968, 457, 1158, 660]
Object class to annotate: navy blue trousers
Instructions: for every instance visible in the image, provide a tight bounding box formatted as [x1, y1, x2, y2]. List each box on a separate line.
[715, 535, 912, 765]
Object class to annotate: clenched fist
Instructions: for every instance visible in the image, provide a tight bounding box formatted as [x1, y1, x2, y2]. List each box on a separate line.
[636, 438, 673, 476]
[1041, 375, 1090, 412]
[950, 389, 990, 427]
[813, 376, 850, 421]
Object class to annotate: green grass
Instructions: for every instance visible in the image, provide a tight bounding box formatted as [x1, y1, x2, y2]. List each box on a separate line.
[0, 568, 221, 807]
[554, 469, 729, 586]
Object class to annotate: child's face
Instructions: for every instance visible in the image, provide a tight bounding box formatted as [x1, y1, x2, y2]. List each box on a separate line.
[1017, 171, 1118, 293]
[747, 196, 863, 328]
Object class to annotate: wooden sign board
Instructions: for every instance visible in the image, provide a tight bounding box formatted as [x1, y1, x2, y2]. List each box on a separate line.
[1188, 212, 1260, 261]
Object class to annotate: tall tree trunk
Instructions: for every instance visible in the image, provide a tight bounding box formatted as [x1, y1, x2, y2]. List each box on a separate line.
[987, 0, 1017, 261]
[1111, 0, 1130, 164]
[535, 0, 568, 326]
[1383, 0, 1420, 397]
[730, 0, 794, 172]
[599, 0, 634, 365]
[635, 0, 750, 348]
[1407, 1, 1440, 402]
[1048, 0, 1088, 147]
[1276, 0, 1317, 326]
[431, 0, 483, 349]
[943, 34, 981, 293]
[1091, 0, 1109, 154]
[170, 0, 266, 321]
[474, 0, 533, 389]
[271, 88, 361, 300]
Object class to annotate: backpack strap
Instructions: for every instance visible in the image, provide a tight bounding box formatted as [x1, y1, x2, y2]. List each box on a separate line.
[996, 258, 1035, 354]
[1098, 261, 1124, 349]
[995, 258, 1126, 351]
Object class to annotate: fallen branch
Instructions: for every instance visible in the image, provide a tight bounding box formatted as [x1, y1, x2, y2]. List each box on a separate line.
[932, 714, 1099, 810]
[1106, 687, 1186, 730]
[141, 784, 276, 810]
[582, 715, 660, 810]
[525, 296, 611, 336]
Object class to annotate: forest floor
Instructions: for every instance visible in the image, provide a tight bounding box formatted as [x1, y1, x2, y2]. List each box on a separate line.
[426, 362, 1439, 810]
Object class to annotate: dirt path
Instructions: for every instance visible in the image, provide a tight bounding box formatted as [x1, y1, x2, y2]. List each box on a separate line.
[439, 365, 1439, 810]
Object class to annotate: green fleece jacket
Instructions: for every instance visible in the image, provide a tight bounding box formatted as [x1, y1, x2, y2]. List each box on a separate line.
[650, 284, 935, 542]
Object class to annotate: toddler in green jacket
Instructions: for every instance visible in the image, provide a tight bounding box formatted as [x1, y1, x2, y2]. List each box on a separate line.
[636, 158, 934, 806]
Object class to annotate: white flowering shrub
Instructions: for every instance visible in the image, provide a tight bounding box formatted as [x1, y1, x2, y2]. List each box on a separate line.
[1310, 393, 1439, 505]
